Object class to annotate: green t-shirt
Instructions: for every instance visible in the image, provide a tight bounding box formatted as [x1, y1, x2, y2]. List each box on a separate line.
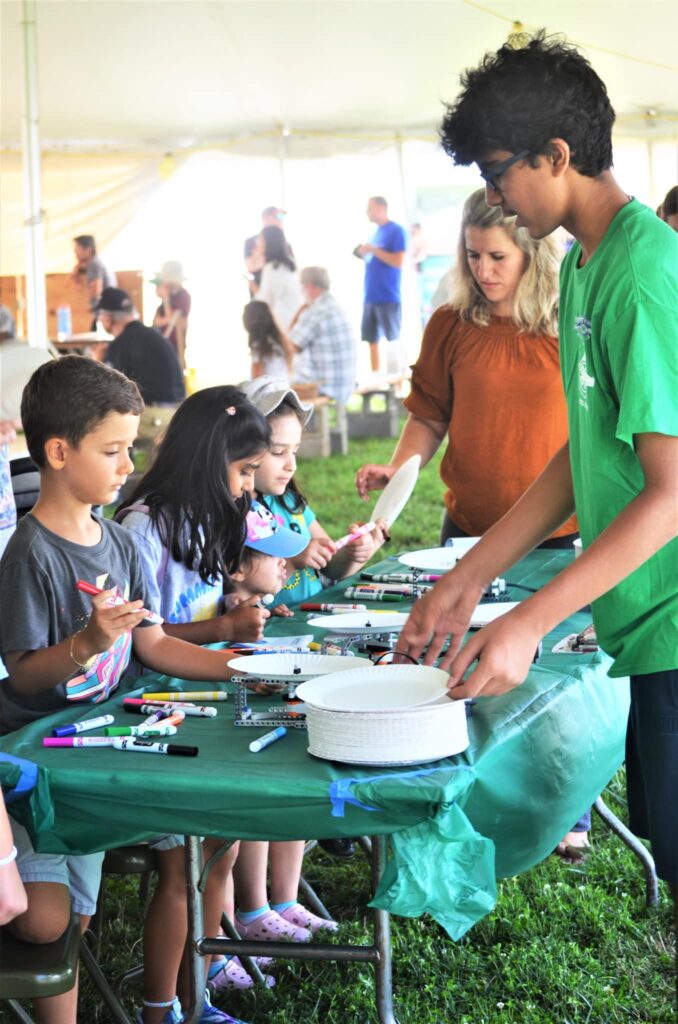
[559, 199, 678, 677]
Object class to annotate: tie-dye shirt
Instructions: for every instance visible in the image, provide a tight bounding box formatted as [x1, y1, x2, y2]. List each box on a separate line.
[0, 512, 154, 733]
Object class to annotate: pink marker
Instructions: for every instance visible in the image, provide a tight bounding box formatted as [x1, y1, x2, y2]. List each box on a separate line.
[76, 580, 164, 625]
[43, 736, 115, 748]
[333, 521, 377, 551]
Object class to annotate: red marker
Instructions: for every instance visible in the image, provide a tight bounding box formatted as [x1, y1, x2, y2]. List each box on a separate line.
[76, 580, 163, 625]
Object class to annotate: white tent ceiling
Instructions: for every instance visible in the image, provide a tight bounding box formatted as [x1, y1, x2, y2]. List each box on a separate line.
[1, 0, 677, 156]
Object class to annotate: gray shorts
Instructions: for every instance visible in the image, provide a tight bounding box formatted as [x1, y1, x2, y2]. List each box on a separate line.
[361, 302, 401, 343]
[13, 820, 105, 917]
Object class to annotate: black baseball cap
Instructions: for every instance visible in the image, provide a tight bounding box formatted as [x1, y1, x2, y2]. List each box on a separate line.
[97, 287, 134, 314]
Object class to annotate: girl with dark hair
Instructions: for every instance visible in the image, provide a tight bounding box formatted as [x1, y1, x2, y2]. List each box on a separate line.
[115, 385, 271, 1024]
[254, 225, 302, 329]
[242, 300, 292, 380]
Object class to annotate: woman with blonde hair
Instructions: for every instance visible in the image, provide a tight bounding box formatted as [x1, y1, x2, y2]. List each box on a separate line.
[357, 187, 577, 547]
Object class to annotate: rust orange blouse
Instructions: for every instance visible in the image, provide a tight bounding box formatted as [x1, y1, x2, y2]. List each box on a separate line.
[404, 306, 578, 538]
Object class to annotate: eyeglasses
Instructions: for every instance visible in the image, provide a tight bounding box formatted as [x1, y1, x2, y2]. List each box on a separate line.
[478, 149, 530, 192]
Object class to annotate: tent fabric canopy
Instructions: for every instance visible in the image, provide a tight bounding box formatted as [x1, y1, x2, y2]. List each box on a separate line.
[1, 0, 677, 156]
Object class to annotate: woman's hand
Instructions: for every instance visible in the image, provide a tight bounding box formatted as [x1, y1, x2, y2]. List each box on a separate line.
[218, 596, 270, 642]
[296, 536, 336, 571]
[355, 464, 396, 500]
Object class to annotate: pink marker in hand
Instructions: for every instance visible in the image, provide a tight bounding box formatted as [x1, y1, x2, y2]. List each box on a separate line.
[333, 521, 377, 551]
[76, 580, 164, 625]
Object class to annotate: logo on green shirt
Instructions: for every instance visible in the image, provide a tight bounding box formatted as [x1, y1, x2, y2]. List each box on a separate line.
[574, 316, 595, 409]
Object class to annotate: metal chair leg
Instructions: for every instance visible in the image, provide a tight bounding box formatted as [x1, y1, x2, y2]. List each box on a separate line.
[79, 935, 133, 1024]
[593, 796, 659, 907]
[5, 1000, 36, 1024]
[220, 913, 267, 987]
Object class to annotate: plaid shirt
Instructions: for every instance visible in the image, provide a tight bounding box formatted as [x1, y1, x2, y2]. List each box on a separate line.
[290, 292, 357, 404]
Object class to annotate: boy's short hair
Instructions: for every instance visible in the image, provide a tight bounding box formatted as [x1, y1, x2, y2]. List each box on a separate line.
[440, 31, 615, 177]
[73, 234, 96, 252]
[21, 355, 144, 467]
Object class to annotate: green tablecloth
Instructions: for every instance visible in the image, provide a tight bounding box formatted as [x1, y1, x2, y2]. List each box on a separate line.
[0, 550, 629, 939]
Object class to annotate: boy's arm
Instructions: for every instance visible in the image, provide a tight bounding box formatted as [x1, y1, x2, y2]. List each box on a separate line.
[133, 625, 235, 680]
[3, 592, 148, 697]
[396, 442, 576, 665]
[403, 433, 678, 696]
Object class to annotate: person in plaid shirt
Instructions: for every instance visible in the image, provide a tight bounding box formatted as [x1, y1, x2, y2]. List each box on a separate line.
[289, 266, 357, 405]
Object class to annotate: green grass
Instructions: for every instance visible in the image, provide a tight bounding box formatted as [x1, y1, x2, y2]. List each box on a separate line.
[5, 432, 675, 1024]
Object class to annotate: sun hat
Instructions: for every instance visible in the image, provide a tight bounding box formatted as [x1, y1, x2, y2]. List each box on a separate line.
[238, 376, 313, 425]
[96, 287, 134, 314]
[151, 260, 186, 286]
[245, 500, 307, 558]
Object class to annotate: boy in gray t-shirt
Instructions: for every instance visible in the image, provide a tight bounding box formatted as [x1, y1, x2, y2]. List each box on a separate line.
[0, 356, 239, 1024]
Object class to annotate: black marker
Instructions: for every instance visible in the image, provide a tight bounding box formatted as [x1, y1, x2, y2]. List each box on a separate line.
[112, 738, 198, 757]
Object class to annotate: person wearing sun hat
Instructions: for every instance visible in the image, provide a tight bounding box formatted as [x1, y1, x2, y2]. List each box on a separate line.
[151, 260, 191, 369]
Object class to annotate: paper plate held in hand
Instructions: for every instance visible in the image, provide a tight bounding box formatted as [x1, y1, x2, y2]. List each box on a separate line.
[370, 454, 420, 528]
[398, 539, 481, 571]
[307, 612, 408, 634]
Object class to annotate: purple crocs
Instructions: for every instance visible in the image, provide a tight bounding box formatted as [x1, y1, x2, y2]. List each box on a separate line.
[208, 957, 276, 993]
[278, 902, 339, 934]
[235, 907, 311, 942]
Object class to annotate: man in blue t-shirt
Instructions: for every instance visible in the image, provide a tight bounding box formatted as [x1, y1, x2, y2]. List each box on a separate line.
[356, 196, 406, 372]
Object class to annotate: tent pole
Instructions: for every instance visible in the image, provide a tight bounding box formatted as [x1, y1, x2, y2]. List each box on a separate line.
[21, 0, 48, 348]
[279, 126, 289, 211]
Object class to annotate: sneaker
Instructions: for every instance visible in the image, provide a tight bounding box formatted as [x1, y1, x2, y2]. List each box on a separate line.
[235, 907, 311, 942]
[208, 956, 276, 993]
[197, 988, 250, 1024]
[318, 837, 356, 859]
[135, 997, 183, 1024]
[278, 902, 339, 935]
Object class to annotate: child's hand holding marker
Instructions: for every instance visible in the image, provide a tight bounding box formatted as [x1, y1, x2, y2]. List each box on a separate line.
[297, 535, 336, 571]
[72, 586, 149, 668]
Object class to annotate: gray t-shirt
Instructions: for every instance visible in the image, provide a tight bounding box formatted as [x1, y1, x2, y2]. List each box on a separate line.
[118, 506, 222, 624]
[85, 256, 117, 310]
[0, 512, 153, 733]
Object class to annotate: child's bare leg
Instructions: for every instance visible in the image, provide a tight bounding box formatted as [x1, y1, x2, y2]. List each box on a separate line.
[141, 846, 187, 1024]
[269, 840, 304, 905]
[9, 881, 81, 1024]
[232, 840, 269, 911]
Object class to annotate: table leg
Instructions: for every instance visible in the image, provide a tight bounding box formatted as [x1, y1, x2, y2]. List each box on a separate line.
[371, 834, 399, 1024]
[183, 836, 206, 1024]
[593, 797, 659, 907]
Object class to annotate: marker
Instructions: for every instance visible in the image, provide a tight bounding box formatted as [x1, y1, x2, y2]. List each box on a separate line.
[43, 736, 115, 748]
[138, 711, 185, 731]
[52, 714, 115, 737]
[112, 738, 198, 756]
[333, 522, 376, 551]
[249, 726, 287, 753]
[142, 707, 176, 727]
[123, 699, 216, 718]
[141, 691, 229, 702]
[364, 573, 442, 583]
[344, 588, 404, 602]
[253, 594, 274, 607]
[105, 725, 178, 737]
[300, 603, 367, 612]
[76, 580, 164, 625]
[351, 584, 426, 596]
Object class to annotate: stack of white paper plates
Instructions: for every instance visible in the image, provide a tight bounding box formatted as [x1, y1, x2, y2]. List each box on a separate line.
[296, 665, 469, 766]
[469, 602, 518, 627]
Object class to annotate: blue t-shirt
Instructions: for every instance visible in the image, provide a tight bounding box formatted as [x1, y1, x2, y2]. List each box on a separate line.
[364, 221, 406, 304]
[264, 494, 322, 607]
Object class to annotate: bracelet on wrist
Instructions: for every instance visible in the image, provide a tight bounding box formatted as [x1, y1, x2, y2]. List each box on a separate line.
[69, 631, 96, 672]
[0, 844, 18, 867]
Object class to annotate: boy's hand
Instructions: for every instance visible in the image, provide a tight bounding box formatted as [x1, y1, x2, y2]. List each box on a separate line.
[446, 606, 544, 698]
[218, 596, 270, 641]
[77, 588, 148, 659]
[396, 570, 485, 669]
[355, 464, 396, 500]
[297, 537, 336, 570]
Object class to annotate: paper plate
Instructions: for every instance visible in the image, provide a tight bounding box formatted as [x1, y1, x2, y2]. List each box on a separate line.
[295, 665, 450, 712]
[307, 611, 408, 634]
[370, 454, 420, 528]
[469, 601, 519, 627]
[398, 539, 480, 571]
[226, 653, 371, 679]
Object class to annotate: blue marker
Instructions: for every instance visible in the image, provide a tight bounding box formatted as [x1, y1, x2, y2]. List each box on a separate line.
[52, 714, 114, 737]
[249, 726, 287, 753]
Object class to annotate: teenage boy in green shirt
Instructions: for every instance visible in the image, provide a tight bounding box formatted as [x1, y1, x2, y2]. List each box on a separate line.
[397, 33, 678, 925]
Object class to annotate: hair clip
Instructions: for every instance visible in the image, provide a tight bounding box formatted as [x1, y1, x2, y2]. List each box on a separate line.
[225, 406, 237, 416]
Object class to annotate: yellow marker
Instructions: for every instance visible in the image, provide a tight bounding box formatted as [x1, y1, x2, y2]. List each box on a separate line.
[308, 642, 322, 651]
[142, 691, 229, 702]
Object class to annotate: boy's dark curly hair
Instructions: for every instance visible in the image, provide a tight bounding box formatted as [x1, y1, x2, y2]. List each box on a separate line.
[439, 31, 615, 177]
